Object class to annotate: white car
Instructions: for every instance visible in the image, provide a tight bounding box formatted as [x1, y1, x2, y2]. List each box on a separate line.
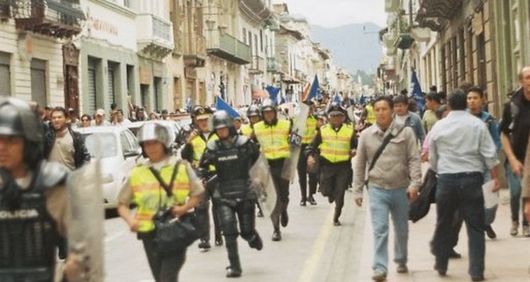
[76, 126, 141, 209]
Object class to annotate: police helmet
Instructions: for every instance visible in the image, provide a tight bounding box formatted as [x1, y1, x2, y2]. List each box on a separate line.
[327, 103, 346, 116]
[247, 105, 261, 117]
[260, 99, 276, 114]
[212, 110, 234, 130]
[191, 105, 211, 120]
[137, 121, 174, 150]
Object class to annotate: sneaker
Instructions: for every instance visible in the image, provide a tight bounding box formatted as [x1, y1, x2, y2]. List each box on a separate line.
[397, 264, 408, 273]
[485, 225, 497, 239]
[471, 274, 485, 281]
[308, 195, 317, 205]
[523, 225, 530, 237]
[449, 249, 462, 259]
[371, 269, 387, 281]
[198, 239, 211, 250]
[510, 221, 519, 236]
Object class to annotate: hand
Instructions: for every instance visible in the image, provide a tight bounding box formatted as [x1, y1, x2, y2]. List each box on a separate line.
[509, 158, 524, 177]
[350, 149, 357, 158]
[492, 178, 501, 192]
[64, 253, 82, 281]
[524, 200, 530, 223]
[172, 205, 189, 218]
[354, 197, 363, 207]
[408, 188, 419, 203]
[307, 156, 316, 169]
[421, 152, 429, 162]
[127, 218, 139, 233]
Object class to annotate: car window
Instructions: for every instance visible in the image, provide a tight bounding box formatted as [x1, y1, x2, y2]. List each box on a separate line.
[124, 130, 140, 151]
[120, 132, 134, 155]
[83, 133, 118, 158]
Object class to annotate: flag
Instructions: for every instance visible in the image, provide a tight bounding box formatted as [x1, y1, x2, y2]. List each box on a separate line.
[265, 85, 281, 105]
[333, 93, 342, 104]
[215, 96, 240, 118]
[359, 94, 366, 105]
[303, 75, 319, 102]
[411, 70, 425, 111]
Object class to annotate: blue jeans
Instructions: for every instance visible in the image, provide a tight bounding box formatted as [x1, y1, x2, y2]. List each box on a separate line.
[368, 186, 409, 272]
[432, 172, 485, 277]
[506, 163, 528, 226]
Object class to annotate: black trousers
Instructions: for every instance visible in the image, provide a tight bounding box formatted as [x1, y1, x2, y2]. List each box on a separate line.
[269, 159, 290, 230]
[297, 145, 318, 201]
[141, 233, 187, 282]
[196, 195, 221, 242]
[217, 199, 259, 268]
[432, 172, 485, 277]
[319, 163, 351, 220]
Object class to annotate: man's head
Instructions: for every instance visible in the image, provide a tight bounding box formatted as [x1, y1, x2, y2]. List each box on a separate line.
[50, 107, 69, 131]
[68, 108, 77, 120]
[95, 109, 106, 125]
[81, 114, 91, 128]
[233, 116, 242, 130]
[246, 105, 261, 125]
[466, 86, 485, 114]
[518, 66, 530, 96]
[137, 122, 173, 162]
[448, 89, 467, 111]
[212, 111, 235, 140]
[425, 92, 441, 110]
[192, 106, 211, 132]
[260, 101, 277, 124]
[373, 96, 394, 129]
[115, 109, 124, 122]
[392, 95, 409, 116]
[327, 103, 346, 128]
[161, 109, 169, 120]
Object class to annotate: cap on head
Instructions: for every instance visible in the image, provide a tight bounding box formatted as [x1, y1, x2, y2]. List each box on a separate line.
[96, 108, 105, 116]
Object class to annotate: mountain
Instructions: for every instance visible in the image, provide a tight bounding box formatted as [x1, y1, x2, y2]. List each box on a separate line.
[311, 23, 382, 75]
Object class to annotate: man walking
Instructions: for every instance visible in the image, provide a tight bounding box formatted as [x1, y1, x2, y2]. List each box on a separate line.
[393, 95, 425, 144]
[354, 96, 422, 281]
[429, 90, 500, 281]
[422, 92, 442, 133]
[298, 104, 319, 206]
[500, 66, 530, 237]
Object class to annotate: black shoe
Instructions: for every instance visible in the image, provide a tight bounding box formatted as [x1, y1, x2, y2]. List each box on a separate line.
[272, 230, 282, 241]
[248, 234, 263, 251]
[257, 210, 264, 217]
[396, 264, 408, 273]
[471, 275, 485, 281]
[328, 195, 335, 203]
[226, 266, 242, 278]
[215, 237, 224, 246]
[300, 200, 306, 206]
[308, 196, 317, 205]
[198, 239, 211, 250]
[485, 225, 497, 239]
[333, 220, 341, 226]
[449, 249, 462, 259]
[280, 210, 289, 227]
[434, 263, 447, 276]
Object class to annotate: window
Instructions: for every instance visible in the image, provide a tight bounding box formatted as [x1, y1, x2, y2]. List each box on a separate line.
[242, 28, 247, 43]
[254, 34, 258, 55]
[0, 52, 10, 96]
[31, 59, 47, 108]
[260, 30, 263, 52]
[83, 133, 118, 158]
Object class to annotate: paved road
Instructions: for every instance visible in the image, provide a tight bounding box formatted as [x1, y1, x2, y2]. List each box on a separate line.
[103, 181, 365, 282]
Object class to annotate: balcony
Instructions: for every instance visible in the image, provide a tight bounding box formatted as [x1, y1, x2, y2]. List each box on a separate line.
[267, 57, 280, 73]
[249, 56, 265, 74]
[394, 33, 414, 49]
[183, 35, 206, 68]
[136, 14, 174, 58]
[416, 0, 460, 31]
[207, 31, 251, 65]
[239, 0, 272, 22]
[10, 0, 84, 38]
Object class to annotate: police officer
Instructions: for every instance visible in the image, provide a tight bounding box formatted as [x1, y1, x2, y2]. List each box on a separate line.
[181, 105, 222, 249]
[306, 103, 357, 225]
[199, 111, 263, 277]
[117, 121, 204, 282]
[298, 104, 319, 206]
[252, 100, 291, 241]
[241, 105, 261, 137]
[0, 98, 80, 282]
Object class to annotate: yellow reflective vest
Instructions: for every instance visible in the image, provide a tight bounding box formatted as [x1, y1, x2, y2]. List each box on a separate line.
[319, 124, 355, 163]
[241, 124, 253, 137]
[365, 104, 376, 124]
[302, 116, 318, 144]
[190, 133, 218, 170]
[130, 162, 191, 233]
[253, 120, 291, 160]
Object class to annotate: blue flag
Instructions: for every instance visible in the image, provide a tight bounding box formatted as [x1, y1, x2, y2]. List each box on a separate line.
[265, 86, 281, 105]
[215, 96, 240, 118]
[333, 93, 341, 104]
[304, 75, 319, 102]
[411, 70, 425, 111]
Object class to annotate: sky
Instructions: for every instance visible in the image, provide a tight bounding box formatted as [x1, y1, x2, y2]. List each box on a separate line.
[273, 0, 386, 28]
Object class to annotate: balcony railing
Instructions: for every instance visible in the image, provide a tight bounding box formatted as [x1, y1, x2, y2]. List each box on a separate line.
[10, 0, 84, 38]
[136, 13, 174, 58]
[266, 57, 280, 73]
[207, 31, 251, 65]
[249, 56, 265, 74]
[183, 34, 206, 67]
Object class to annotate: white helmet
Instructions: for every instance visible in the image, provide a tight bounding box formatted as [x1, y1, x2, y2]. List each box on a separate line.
[137, 121, 175, 150]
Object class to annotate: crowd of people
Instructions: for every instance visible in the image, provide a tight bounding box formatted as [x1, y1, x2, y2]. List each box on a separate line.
[0, 66, 529, 282]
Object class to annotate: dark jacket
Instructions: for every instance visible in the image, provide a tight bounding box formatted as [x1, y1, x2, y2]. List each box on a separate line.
[500, 89, 530, 162]
[43, 126, 91, 169]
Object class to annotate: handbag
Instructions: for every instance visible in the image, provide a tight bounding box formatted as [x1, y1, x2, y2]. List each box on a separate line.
[149, 162, 200, 256]
[409, 168, 437, 222]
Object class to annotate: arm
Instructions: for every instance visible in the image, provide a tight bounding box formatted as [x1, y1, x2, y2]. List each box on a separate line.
[414, 114, 426, 145]
[428, 131, 438, 172]
[406, 129, 422, 199]
[116, 181, 138, 232]
[173, 162, 205, 217]
[180, 143, 194, 163]
[353, 133, 367, 203]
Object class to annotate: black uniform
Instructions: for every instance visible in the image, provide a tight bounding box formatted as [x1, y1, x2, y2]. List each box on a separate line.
[199, 135, 263, 277]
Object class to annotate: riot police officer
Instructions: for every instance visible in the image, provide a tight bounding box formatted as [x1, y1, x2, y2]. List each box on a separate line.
[306, 103, 357, 225]
[199, 111, 263, 278]
[0, 98, 80, 282]
[181, 105, 222, 249]
[252, 100, 291, 241]
[240, 105, 261, 137]
[298, 104, 319, 206]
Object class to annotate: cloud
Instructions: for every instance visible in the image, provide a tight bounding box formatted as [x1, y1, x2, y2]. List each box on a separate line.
[275, 0, 386, 28]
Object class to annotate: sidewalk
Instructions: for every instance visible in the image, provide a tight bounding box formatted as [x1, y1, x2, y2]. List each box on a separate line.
[356, 190, 530, 281]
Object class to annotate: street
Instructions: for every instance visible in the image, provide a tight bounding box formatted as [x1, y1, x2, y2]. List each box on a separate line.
[103, 182, 366, 282]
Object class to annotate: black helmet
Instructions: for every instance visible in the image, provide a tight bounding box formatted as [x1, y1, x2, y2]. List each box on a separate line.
[247, 105, 260, 117]
[260, 99, 276, 114]
[327, 102, 346, 116]
[212, 111, 234, 130]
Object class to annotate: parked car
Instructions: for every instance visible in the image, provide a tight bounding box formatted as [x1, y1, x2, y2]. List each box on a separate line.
[75, 126, 141, 209]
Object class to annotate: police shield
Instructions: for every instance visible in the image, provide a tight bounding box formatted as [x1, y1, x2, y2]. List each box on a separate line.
[281, 103, 310, 181]
[66, 159, 104, 282]
[249, 153, 277, 218]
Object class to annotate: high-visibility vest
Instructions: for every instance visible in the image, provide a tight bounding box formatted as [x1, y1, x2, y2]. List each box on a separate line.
[241, 124, 253, 137]
[319, 124, 354, 163]
[253, 120, 290, 160]
[366, 104, 376, 124]
[190, 133, 218, 170]
[130, 162, 191, 233]
[302, 116, 318, 144]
